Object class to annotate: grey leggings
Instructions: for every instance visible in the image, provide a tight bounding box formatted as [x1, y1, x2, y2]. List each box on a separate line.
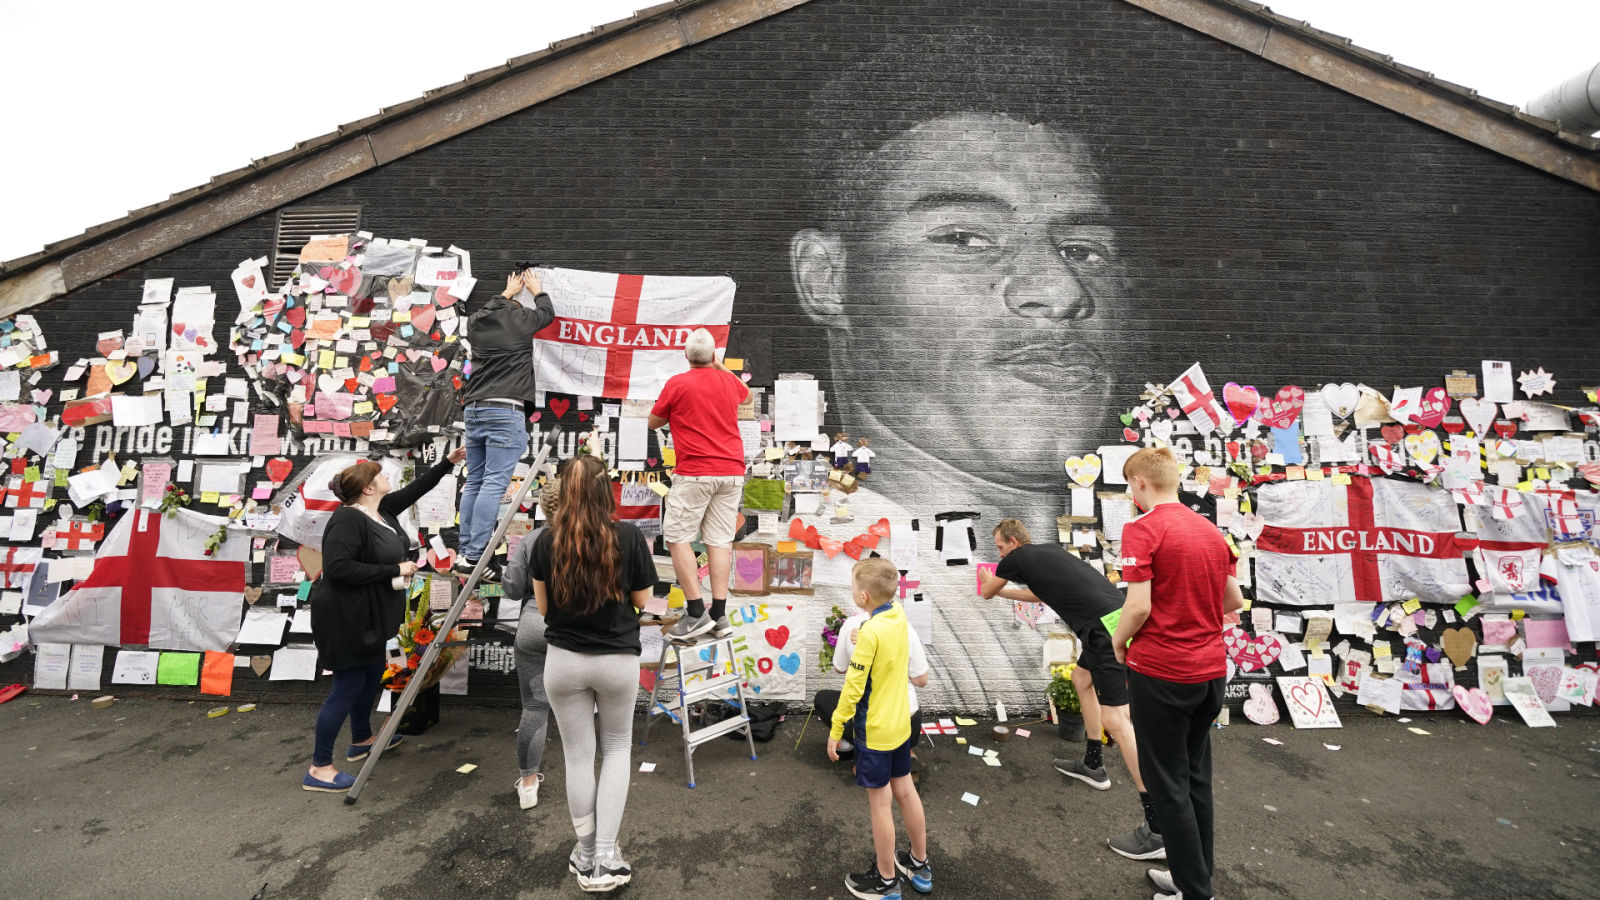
[543, 644, 637, 859]
[514, 611, 550, 777]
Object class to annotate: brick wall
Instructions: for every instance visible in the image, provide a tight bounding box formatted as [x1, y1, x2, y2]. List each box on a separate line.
[5, 0, 1598, 711]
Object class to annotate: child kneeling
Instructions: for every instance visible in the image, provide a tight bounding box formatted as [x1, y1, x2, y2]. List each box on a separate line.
[828, 558, 932, 897]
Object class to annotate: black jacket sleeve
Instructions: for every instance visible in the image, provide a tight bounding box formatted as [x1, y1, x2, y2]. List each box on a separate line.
[381, 458, 455, 517]
[322, 509, 399, 585]
[510, 291, 555, 336]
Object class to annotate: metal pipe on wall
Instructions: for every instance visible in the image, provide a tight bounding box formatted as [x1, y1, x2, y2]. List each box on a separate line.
[1526, 61, 1600, 132]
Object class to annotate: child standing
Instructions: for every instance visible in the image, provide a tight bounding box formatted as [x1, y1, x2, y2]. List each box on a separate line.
[828, 557, 931, 897]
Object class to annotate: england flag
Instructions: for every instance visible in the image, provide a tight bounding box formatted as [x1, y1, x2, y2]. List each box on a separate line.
[531, 267, 736, 401]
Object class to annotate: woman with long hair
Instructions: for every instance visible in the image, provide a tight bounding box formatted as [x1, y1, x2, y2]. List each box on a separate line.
[531, 454, 657, 891]
[304, 447, 464, 792]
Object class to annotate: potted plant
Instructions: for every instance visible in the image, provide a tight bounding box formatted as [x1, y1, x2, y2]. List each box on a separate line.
[1047, 664, 1086, 742]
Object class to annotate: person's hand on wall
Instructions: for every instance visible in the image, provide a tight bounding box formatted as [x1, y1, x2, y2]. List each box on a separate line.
[522, 269, 542, 295]
[501, 272, 524, 298]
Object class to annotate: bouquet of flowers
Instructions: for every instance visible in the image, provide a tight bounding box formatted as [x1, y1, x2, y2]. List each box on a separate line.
[818, 605, 848, 671]
[1047, 663, 1082, 717]
[382, 584, 465, 693]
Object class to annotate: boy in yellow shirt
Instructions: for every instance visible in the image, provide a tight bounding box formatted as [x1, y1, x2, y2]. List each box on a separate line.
[829, 557, 931, 898]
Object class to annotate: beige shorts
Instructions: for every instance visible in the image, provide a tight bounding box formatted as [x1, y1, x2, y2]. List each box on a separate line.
[663, 475, 744, 547]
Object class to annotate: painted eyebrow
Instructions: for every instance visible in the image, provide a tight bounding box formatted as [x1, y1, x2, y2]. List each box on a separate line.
[904, 191, 1011, 215]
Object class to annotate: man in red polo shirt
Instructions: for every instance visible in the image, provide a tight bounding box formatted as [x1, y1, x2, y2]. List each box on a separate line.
[649, 328, 750, 641]
[1112, 446, 1243, 900]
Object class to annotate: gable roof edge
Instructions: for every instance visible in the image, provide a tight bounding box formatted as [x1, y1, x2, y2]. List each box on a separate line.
[1123, 0, 1600, 193]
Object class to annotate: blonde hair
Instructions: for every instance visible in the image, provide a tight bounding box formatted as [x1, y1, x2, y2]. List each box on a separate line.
[852, 557, 900, 604]
[1123, 446, 1180, 491]
[993, 518, 1031, 544]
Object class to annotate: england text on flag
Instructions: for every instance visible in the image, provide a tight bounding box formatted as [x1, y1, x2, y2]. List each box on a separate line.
[29, 507, 247, 652]
[530, 267, 736, 401]
[1254, 477, 1470, 606]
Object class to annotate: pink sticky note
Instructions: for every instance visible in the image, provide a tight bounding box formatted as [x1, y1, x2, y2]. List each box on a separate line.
[976, 562, 997, 596]
[1524, 618, 1574, 652]
[251, 486, 271, 500]
[371, 376, 396, 393]
[1482, 618, 1518, 646]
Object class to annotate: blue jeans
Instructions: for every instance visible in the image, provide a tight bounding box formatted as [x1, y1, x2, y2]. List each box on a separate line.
[459, 404, 529, 560]
[312, 663, 384, 766]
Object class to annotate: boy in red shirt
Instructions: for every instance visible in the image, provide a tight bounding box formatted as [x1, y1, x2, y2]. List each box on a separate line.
[649, 328, 750, 641]
[1112, 447, 1243, 900]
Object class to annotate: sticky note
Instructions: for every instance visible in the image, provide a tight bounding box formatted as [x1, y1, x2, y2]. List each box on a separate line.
[1401, 598, 1422, 614]
[1455, 595, 1480, 617]
[1015, 728, 1031, 738]
[983, 756, 1002, 766]
[954, 717, 977, 726]
[200, 651, 234, 696]
[156, 651, 201, 686]
[968, 745, 984, 756]
[961, 792, 980, 806]
[955, 737, 967, 745]
[638, 762, 656, 773]
[455, 764, 477, 774]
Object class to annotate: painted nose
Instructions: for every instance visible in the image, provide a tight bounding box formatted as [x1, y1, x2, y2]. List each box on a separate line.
[1002, 248, 1094, 320]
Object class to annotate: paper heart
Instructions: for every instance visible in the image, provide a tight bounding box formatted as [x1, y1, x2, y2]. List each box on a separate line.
[843, 538, 865, 560]
[1579, 463, 1600, 486]
[818, 537, 843, 558]
[1167, 407, 1180, 419]
[430, 355, 447, 373]
[95, 335, 123, 356]
[104, 360, 137, 385]
[1123, 427, 1140, 443]
[265, 458, 293, 484]
[1223, 627, 1283, 672]
[376, 394, 398, 413]
[1134, 407, 1151, 422]
[316, 374, 341, 395]
[289, 328, 307, 349]
[250, 656, 272, 677]
[1492, 420, 1518, 438]
[1150, 419, 1174, 442]
[241, 275, 257, 289]
[764, 626, 790, 650]
[1119, 412, 1134, 426]
[284, 307, 306, 328]
[1379, 423, 1404, 445]
[868, 518, 892, 538]
[386, 276, 414, 299]
[1064, 454, 1102, 487]
[1403, 431, 1440, 465]
[735, 555, 763, 584]
[343, 377, 359, 393]
[528, 411, 541, 423]
[1256, 385, 1306, 428]
[777, 652, 801, 675]
[358, 355, 374, 372]
[1527, 663, 1562, 704]
[1285, 680, 1327, 722]
[1222, 382, 1261, 426]
[1250, 442, 1268, 460]
[578, 412, 590, 422]
[1440, 416, 1465, 434]
[1321, 382, 1359, 419]
[856, 531, 880, 550]
[1440, 626, 1477, 669]
[740, 373, 752, 383]
[1452, 685, 1493, 724]
[411, 305, 437, 333]
[243, 586, 263, 605]
[1240, 512, 1266, 540]
[1243, 683, 1279, 725]
[137, 356, 155, 379]
[549, 397, 571, 420]
[1409, 387, 1451, 428]
[327, 266, 362, 295]
[296, 545, 323, 580]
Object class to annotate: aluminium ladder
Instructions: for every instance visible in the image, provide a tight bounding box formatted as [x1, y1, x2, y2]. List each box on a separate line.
[640, 630, 758, 787]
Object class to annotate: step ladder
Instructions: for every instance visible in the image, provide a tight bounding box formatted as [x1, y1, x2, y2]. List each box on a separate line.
[639, 631, 758, 787]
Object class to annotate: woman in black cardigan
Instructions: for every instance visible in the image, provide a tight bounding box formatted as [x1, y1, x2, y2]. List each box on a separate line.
[304, 448, 465, 792]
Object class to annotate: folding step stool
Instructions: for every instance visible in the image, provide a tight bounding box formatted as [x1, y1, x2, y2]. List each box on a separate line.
[639, 631, 758, 787]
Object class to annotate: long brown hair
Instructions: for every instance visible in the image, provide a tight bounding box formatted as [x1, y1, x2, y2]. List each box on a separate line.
[548, 455, 621, 616]
[330, 460, 382, 504]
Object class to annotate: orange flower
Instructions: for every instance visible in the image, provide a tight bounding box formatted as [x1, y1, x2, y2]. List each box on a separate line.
[407, 653, 421, 668]
[415, 627, 436, 645]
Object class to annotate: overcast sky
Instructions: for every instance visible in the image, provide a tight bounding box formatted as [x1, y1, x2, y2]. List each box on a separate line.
[2, 0, 1596, 264]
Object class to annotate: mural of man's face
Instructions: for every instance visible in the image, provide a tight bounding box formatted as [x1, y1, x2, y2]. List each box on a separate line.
[793, 112, 1123, 494]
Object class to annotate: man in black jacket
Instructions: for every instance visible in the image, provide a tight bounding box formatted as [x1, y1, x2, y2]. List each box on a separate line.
[453, 267, 555, 582]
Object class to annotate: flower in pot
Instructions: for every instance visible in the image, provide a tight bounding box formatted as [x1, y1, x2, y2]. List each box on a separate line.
[1047, 664, 1086, 742]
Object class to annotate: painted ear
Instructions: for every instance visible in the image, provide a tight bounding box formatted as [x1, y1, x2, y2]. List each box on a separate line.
[789, 229, 848, 328]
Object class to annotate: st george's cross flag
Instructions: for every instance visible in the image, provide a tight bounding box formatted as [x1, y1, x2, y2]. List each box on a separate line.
[275, 455, 420, 551]
[1254, 477, 1471, 606]
[530, 267, 736, 401]
[29, 507, 247, 651]
[1169, 362, 1230, 436]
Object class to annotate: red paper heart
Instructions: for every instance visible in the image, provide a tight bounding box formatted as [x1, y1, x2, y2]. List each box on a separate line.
[1410, 387, 1451, 428]
[1257, 385, 1306, 428]
[804, 526, 821, 550]
[1440, 416, 1464, 434]
[411, 304, 437, 333]
[1250, 442, 1268, 460]
[819, 537, 843, 558]
[868, 518, 891, 538]
[265, 458, 293, 484]
[1123, 427, 1140, 442]
[289, 328, 307, 349]
[358, 355, 373, 372]
[843, 538, 865, 560]
[284, 307, 306, 327]
[528, 412, 541, 423]
[549, 397, 571, 420]
[1380, 423, 1405, 444]
[857, 532, 880, 550]
[788, 518, 808, 541]
[1493, 420, 1518, 438]
[764, 626, 790, 650]
[376, 394, 398, 413]
[578, 412, 590, 422]
[1222, 627, 1283, 672]
[328, 266, 362, 295]
[343, 378, 359, 393]
[1222, 382, 1261, 426]
[241, 275, 256, 289]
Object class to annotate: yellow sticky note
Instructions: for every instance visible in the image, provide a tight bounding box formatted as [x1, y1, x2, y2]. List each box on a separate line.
[1306, 468, 1325, 481]
[1286, 466, 1305, 481]
[1332, 473, 1352, 485]
[723, 358, 744, 371]
[281, 352, 305, 366]
[1401, 598, 1422, 614]
[1535, 467, 1551, 480]
[954, 717, 977, 726]
[317, 350, 335, 369]
[349, 316, 370, 328]
[1511, 609, 1526, 621]
[352, 401, 373, 415]
[1373, 643, 1392, 658]
[455, 764, 477, 774]
[393, 310, 412, 323]
[776, 541, 797, 553]
[200, 492, 219, 504]
[764, 447, 784, 461]
[835, 505, 850, 518]
[647, 481, 670, 498]
[661, 448, 676, 467]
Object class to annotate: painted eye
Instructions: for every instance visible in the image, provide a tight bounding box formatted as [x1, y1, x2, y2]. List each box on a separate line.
[927, 229, 998, 251]
[1056, 242, 1111, 265]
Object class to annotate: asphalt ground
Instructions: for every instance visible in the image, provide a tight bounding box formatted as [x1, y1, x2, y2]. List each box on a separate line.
[2, 694, 1596, 899]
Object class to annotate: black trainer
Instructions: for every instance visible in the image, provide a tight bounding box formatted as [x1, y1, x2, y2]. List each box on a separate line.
[894, 850, 932, 894]
[845, 865, 902, 899]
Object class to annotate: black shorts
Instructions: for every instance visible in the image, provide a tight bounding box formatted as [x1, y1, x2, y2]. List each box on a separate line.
[1076, 626, 1130, 707]
[855, 733, 914, 788]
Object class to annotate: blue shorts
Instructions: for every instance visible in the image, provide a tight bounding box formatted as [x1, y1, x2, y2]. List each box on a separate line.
[854, 733, 913, 789]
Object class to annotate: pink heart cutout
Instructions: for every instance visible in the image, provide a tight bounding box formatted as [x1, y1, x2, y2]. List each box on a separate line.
[1222, 382, 1261, 426]
[430, 355, 447, 373]
[1223, 627, 1283, 672]
[1452, 685, 1493, 724]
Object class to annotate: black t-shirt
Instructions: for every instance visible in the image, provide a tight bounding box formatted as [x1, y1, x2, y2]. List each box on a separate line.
[530, 522, 657, 655]
[994, 542, 1122, 635]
